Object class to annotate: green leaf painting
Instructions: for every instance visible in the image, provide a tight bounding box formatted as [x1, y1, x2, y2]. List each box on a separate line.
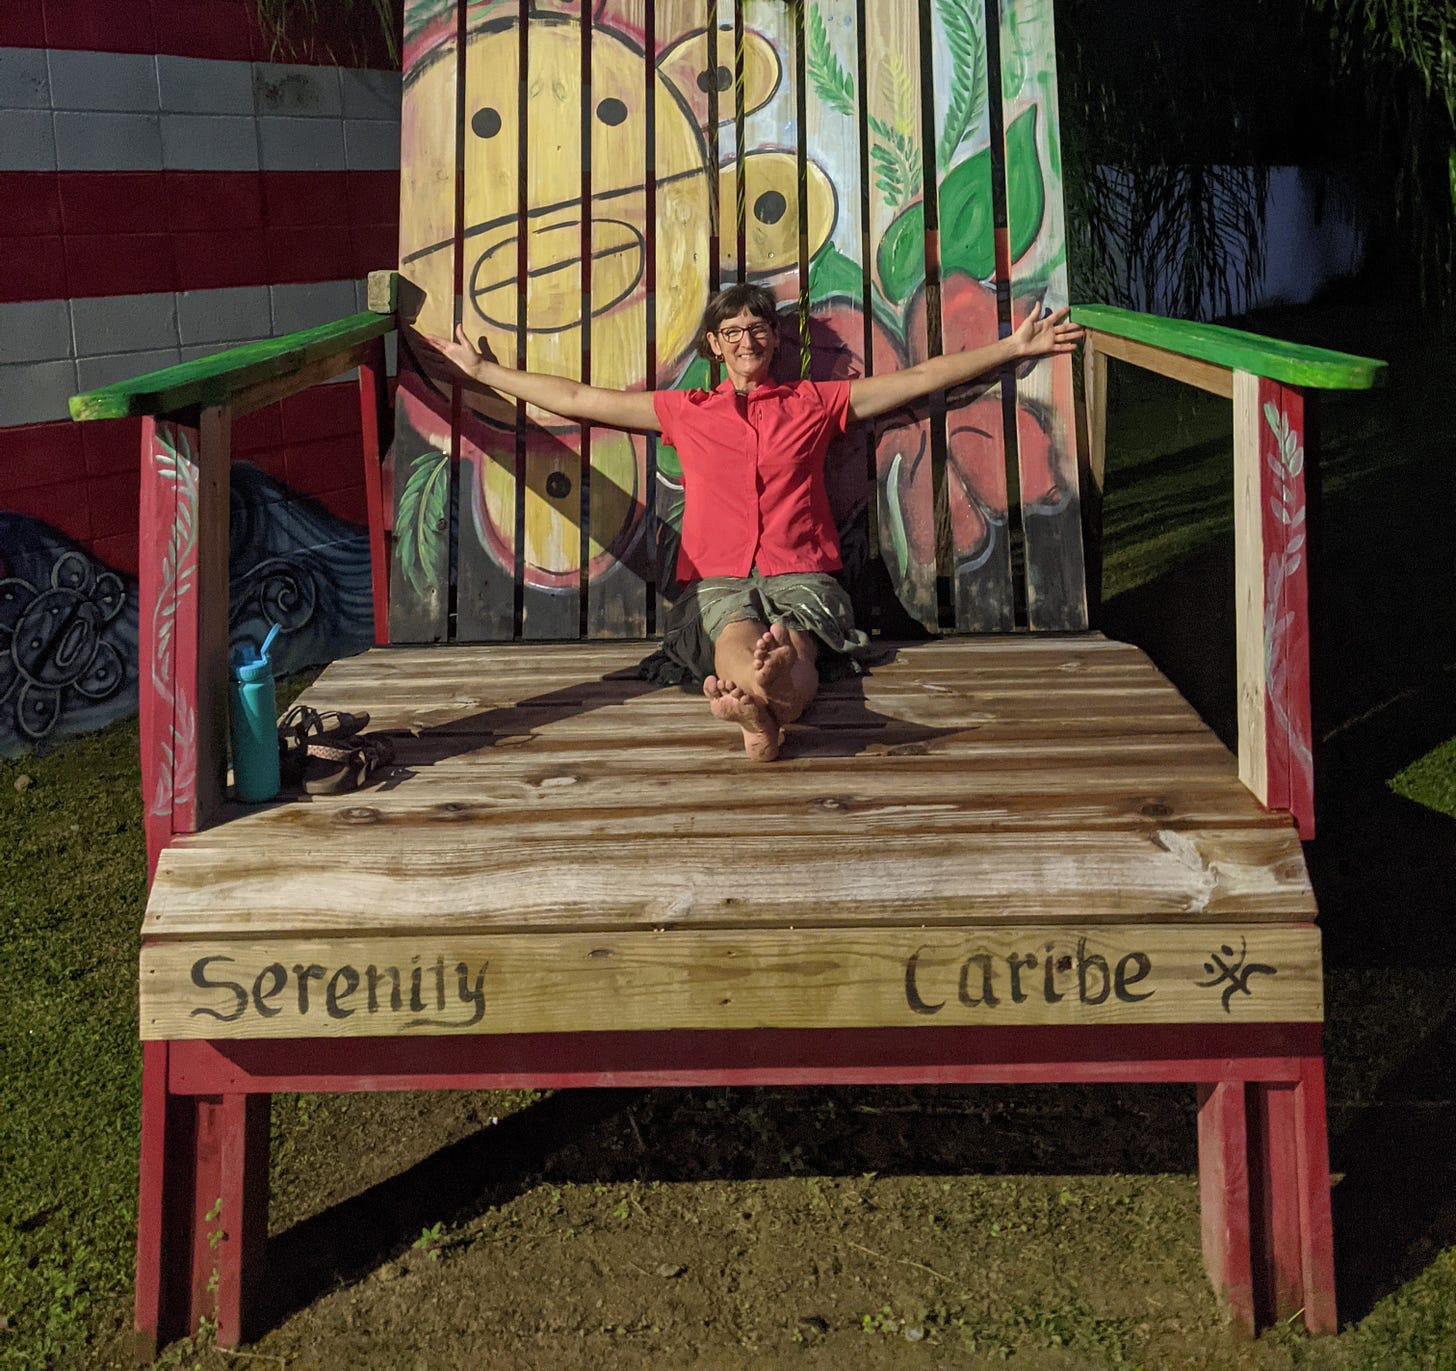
[809, 5, 925, 211]
[869, 54, 922, 207]
[396, 448, 450, 596]
[877, 106, 1044, 303]
[806, 5, 856, 119]
[807, 243, 865, 308]
[936, 0, 988, 171]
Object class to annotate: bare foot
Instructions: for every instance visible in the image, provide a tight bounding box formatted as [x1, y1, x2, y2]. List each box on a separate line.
[751, 622, 798, 715]
[703, 675, 782, 761]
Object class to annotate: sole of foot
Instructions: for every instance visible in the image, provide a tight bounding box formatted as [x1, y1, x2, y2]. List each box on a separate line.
[703, 675, 782, 761]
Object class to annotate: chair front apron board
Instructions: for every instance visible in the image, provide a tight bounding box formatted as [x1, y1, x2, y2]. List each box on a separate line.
[65, 0, 1388, 1358]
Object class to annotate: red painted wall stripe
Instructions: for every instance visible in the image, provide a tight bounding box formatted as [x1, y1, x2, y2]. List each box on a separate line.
[0, 0, 396, 70]
[4, 395, 371, 578]
[0, 170, 398, 302]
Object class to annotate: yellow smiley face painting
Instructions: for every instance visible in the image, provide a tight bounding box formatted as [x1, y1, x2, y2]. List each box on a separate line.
[397, 1, 836, 593]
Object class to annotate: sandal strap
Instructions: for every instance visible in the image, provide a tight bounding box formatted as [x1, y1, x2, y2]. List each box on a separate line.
[306, 740, 360, 763]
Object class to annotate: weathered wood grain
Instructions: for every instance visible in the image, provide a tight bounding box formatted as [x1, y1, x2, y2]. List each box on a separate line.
[932, 0, 1015, 631]
[139, 923, 1322, 1040]
[520, 13, 584, 640]
[865, 0, 936, 629]
[586, 0, 651, 638]
[998, 0, 1087, 630]
[454, 7, 523, 641]
[146, 821, 1313, 940]
[1233, 370, 1267, 809]
[740, 0, 799, 294]
[1088, 331, 1234, 400]
[397, 2, 457, 340]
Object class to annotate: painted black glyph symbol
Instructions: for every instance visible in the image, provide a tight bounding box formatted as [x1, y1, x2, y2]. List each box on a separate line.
[1196, 937, 1277, 1013]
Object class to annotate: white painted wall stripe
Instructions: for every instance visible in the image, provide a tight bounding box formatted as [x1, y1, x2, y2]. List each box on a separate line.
[0, 47, 400, 173]
[0, 278, 380, 427]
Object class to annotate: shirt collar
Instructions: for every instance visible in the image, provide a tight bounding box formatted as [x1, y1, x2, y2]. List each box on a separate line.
[713, 377, 788, 400]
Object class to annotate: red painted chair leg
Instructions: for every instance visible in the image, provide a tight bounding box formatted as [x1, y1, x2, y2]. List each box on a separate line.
[1249, 1081, 1304, 1326]
[1294, 1057, 1337, 1334]
[1197, 1080, 1255, 1333]
[135, 1041, 185, 1360]
[135, 1058, 271, 1359]
[185, 1094, 271, 1349]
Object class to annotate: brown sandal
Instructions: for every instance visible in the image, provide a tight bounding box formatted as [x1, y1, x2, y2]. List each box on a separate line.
[302, 732, 394, 795]
[278, 704, 371, 786]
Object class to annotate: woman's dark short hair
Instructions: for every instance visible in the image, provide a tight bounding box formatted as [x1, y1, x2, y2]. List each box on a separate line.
[696, 283, 780, 359]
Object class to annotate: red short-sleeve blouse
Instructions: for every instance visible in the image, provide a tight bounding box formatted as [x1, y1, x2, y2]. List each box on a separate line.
[652, 378, 852, 581]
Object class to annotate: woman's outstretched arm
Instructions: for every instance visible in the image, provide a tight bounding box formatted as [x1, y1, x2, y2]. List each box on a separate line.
[418, 326, 663, 432]
[847, 305, 1083, 422]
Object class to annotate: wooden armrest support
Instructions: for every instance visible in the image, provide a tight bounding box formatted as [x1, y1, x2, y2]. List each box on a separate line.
[69, 313, 394, 422]
[1072, 304, 1385, 392]
[1075, 307, 1377, 841]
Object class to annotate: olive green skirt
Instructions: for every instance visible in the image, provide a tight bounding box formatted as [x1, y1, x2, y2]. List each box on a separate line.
[659, 569, 872, 682]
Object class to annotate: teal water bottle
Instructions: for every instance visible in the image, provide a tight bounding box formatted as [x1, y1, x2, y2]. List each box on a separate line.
[229, 624, 281, 802]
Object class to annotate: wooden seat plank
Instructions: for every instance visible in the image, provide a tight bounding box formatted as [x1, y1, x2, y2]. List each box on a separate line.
[145, 823, 1312, 941]
[140, 922, 1323, 1042]
[190, 787, 1293, 851]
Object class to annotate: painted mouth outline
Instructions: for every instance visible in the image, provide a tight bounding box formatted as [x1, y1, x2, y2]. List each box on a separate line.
[468, 217, 646, 333]
[402, 163, 707, 270]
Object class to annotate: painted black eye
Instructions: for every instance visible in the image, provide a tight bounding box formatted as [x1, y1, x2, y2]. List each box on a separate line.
[696, 65, 732, 93]
[754, 191, 787, 226]
[471, 107, 501, 139]
[595, 97, 627, 126]
[545, 472, 572, 499]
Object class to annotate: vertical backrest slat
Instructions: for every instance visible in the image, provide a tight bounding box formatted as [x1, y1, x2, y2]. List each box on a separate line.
[455, 2, 520, 641]
[390, 0, 458, 644]
[996, 0, 1087, 630]
[584, 0, 652, 637]
[740, 0, 800, 301]
[864, 1, 937, 631]
[801, 2, 875, 617]
[520, 9, 586, 638]
[932, 0, 1015, 631]
[652, 0, 716, 612]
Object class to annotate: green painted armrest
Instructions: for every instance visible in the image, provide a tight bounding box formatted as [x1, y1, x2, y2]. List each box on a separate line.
[69, 312, 394, 421]
[1071, 304, 1385, 391]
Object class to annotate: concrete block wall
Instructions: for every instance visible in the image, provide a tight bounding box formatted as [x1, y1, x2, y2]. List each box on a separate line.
[0, 0, 400, 576]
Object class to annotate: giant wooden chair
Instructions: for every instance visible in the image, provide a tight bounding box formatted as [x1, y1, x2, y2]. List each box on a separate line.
[70, 0, 1384, 1355]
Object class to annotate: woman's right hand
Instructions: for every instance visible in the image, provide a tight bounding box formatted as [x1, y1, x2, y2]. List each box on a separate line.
[418, 325, 497, 383]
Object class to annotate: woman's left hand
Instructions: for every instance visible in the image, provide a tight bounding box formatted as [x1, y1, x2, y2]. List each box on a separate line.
[1009, 304, 1083, 360]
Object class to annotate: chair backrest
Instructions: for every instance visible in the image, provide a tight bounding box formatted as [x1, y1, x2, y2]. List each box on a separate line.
[388, 0, 1087, 644]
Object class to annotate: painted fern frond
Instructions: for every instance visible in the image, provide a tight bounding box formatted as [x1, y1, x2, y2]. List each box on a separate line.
[871, 141, 906, 203]
[936, 0, 988, 169]
[806, 4, 857, 118]
[396, 449, 450, 597]
[880, 51, 916, 137]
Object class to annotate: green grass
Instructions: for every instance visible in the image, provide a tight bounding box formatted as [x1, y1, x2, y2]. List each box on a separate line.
[1389, 737, 1456, 820]
[1, 719, 148, 1369]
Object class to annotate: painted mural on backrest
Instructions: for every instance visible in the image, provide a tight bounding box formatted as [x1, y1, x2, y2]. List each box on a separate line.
[387, 0, 1085, 645]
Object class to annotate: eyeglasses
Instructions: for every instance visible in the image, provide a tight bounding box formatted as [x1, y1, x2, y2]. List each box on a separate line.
[714, 323, 774, 344]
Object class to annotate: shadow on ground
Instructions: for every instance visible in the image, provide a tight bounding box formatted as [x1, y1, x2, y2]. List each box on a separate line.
[259, 1080, 1198, 1333]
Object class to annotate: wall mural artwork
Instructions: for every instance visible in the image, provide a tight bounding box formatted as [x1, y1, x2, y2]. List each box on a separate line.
[0, 466, 375, 758]
[0, 517, 138, 753]
[395, 0, 1071, 631]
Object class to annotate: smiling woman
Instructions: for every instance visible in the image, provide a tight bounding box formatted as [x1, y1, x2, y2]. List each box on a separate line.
[421, 280, 1080, 759]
